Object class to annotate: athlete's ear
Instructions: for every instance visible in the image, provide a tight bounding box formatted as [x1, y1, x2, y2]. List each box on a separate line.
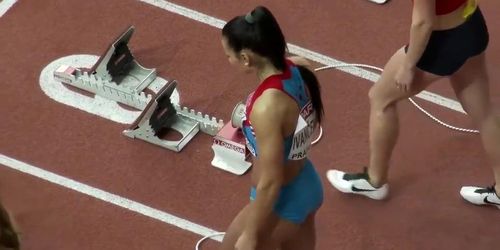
[240, 50, 251, 67]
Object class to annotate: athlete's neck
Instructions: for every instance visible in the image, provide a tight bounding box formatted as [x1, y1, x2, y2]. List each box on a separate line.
[256, 63, 282, 83]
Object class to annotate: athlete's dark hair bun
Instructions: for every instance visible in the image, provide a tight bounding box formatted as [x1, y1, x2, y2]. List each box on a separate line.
[222, 5, 287, 71]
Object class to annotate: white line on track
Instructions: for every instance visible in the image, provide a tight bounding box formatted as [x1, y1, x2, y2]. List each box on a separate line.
[0, 153, 224, 242]
[0, 0, 17, 17]
[138, 0, 466, 114]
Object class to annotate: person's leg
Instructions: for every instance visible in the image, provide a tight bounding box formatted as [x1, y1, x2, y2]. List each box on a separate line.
[265, 161, 322, 249]
[220, 205, 301, 250]
[219, 202, 281, 250]
[449, 52, 500, 208]
[239, 213, 315, 250]
[219, 204, 251, 250]
[253, 217, 300, 250]
[327, 47, 441, 199]
[279, 213, 316, 250]
[367, 48, 442, 186]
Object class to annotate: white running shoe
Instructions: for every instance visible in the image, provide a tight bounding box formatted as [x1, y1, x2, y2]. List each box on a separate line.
[326, 167, 389, 200]
[460, 185, 500, 209]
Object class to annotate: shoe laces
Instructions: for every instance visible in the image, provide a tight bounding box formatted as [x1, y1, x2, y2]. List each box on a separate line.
[485, 185, 496, 193]
[476, 184, 498, 197]
[343, 167, 369, 181]
[486, 185, 500, 198]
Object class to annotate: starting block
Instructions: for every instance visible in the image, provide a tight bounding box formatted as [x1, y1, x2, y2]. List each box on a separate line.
[53, 25, 156, 110]
[90, 26, 156, 94]
[123, 80, 224, 152]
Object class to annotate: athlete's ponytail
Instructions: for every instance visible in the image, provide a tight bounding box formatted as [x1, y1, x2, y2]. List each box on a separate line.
[222, 6, 287, 71]
[297, 65, 324, 124]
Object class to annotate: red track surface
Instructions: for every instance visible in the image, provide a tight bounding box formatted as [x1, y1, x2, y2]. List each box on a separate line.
[1, 0, 499, 249]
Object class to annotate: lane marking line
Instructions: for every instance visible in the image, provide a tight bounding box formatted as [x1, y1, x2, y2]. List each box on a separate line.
[0, 153, 224, 242]
[0, 0, 17, 17]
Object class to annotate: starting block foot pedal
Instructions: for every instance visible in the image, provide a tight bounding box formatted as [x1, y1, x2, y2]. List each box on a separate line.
[90, 25, 156, 94]
[123, 80, 199, 152]
[53, 25, 157, 110]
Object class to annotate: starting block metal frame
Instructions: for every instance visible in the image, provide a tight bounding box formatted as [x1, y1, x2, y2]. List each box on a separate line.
[123, 80, 224, 152]
[53, 25, 156, 110]
[91, 26, 156, 94]
[54, 64, 153, 110]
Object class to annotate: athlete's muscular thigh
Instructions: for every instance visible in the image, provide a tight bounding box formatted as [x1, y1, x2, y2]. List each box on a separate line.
[369, 48, 441, 109]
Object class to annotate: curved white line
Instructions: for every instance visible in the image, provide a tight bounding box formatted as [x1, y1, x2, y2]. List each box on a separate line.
[39, 55, 180, 124]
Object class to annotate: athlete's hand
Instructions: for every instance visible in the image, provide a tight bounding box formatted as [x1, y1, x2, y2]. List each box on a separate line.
[235, 232, 258, 250]
[395, 64, 416, 92]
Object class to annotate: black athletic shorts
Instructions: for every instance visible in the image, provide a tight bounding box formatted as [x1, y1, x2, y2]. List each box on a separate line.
[405, 8, 489, 76]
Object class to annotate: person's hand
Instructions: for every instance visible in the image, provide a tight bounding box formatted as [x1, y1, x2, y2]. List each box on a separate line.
[234, 232, 258, 250]
[395, 64, 416, 92]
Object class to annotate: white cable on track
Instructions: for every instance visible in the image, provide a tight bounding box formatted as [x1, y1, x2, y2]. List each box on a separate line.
[311, 63, 479, 145]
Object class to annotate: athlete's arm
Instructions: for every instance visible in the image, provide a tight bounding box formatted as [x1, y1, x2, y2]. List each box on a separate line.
[243, 90, 287, 239]
[396, 0, 435, 91]
[405, 0, 436, 68]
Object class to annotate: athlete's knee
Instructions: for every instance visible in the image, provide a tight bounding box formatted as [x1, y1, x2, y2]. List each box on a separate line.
[368, 86, 397, 114]
[368, 85, 383, 106]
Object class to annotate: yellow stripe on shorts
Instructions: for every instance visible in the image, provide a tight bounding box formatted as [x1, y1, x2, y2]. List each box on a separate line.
[463, 0, 478, 19]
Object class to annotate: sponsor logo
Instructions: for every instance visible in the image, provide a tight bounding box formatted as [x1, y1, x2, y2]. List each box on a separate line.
[483, 196, 500, 206]
[300, 102, 314, 118]
[351, 186, 376, 192]
[213, 138, 245, 154]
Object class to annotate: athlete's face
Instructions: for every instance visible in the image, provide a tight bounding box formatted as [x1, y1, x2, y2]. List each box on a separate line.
[221, 37, 252, 73]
